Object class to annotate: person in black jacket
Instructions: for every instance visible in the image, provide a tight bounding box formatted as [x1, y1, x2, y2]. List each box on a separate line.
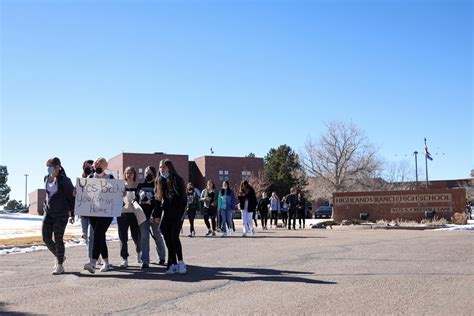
[185, 183, 201, 237]
[137, 166, 166, 269]
[42, 157, 75, 275]
[152, 159, 187, 275]
[296, 193, 307, 229]
[257, 192, 270, 230]
[286, 188, 298, 230]
[237, 181, 257, 237]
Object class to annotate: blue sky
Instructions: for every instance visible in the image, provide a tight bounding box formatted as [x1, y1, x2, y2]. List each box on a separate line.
[0, 0, 472, 203]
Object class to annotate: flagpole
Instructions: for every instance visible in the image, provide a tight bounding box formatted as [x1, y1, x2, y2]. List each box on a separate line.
[424, 138, 429, 189]
[413, 151, 419, 189]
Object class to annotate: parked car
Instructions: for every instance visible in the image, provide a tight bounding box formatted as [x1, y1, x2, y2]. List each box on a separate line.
[316, 205, 333, 219]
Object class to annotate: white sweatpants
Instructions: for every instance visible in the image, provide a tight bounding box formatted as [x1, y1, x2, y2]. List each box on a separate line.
[241, 210, 254, 234]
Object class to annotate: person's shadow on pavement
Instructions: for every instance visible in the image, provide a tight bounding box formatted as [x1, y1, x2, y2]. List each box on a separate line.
[74, 265, 336, 285]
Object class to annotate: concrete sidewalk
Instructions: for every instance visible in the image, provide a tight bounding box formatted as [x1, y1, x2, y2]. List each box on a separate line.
[0, 228, 473, 315]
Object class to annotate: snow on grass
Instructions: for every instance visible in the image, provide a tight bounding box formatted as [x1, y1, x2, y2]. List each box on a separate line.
[434, 224, 474, 231]
[0, 213, 119, 256]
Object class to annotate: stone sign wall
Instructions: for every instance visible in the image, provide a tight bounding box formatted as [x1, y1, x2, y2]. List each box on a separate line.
[333, 188, 467, 222]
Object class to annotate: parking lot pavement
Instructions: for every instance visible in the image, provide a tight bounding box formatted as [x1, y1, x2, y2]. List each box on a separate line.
[0, 227, 473, 315]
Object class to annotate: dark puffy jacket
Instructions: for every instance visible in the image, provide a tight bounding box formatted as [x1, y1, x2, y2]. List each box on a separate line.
[286, 194, 298, 211]
[248, 187, 258, 212]
[43, 174, 75, 216]
[152, 174, 187, 221]
[257, 197, 270, 213]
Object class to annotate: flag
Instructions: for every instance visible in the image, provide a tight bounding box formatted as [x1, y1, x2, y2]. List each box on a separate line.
[424, 138, 433, 161]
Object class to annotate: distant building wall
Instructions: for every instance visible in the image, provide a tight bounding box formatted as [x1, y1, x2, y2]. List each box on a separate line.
[193, 156, 264, 191]
[108, 152, 189, 184]
[28, 189, 46, 215]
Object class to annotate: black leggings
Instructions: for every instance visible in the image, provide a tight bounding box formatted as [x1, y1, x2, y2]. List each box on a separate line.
[298, 209, 306, 227]
[271, 211, 278, 226]
[253, 211, 258, 227]
[204, 207, 217, 231]
[260, 211, 269, 227]
[89, 217, 113, 260]
[117, 213, 141, 259]
[288, 209, 297, 229]
[161, 217, 183, 266]
[187, 208, 197, 233]
[42, 213, 68, 264]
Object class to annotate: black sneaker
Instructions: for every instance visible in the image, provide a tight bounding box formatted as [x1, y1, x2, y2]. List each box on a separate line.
[158, 259, 166, 265]
[141, 263, 149, 269]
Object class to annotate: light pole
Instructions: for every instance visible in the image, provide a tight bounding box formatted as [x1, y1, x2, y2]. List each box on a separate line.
[413, 151, 419, 189]
[24, 174, 28, 209]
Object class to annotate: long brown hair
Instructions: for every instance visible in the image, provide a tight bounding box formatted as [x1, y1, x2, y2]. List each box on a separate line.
[155, 159, 181, 200]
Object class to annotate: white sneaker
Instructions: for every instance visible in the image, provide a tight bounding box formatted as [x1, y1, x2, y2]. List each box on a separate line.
[83, 263, 96, 274]
[100, 263, 112, 272]
[52, 263, 64, 275]
[178, 261, 187, 274]
[221, 232, 227, 238]
[120, 259, 128, 268]
[165, 264, 178, 275]
[100, 264, 113, 272]
[242, 233, 248, 237]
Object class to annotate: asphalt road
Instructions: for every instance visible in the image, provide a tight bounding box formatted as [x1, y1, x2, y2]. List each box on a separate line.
[0, 226, 473, 315]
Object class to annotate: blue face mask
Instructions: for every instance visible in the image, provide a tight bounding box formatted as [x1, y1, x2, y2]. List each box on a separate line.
[47, 167, 55, 174]
[160, 172, 170, 179]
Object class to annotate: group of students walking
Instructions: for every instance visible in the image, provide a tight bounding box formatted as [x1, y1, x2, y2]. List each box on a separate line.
[42, 156, 187, 276]
[184, 181, 309, 236]
[41, 156, 309, 276]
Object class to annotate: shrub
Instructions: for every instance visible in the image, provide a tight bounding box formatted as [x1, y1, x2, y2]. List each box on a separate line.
[451, 212, 467, 225]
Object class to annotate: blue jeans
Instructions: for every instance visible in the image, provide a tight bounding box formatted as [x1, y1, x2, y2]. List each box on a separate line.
[140, 220, 166, 264]
[219, 209, 233, 233]
[81, 216, 94, 259]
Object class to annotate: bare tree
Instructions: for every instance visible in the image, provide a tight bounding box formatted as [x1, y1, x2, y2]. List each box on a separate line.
[300, 121, 382, 199]
[248, 170, 270, 198]
[379, 160, 416, 190]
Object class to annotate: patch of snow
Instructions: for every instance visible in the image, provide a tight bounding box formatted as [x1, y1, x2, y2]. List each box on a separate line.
[435, 224, 474, 231]
[0, 213, 119, 256]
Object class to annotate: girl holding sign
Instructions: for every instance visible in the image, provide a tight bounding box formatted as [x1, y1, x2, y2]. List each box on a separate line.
[80, 159, 96, 263]
[42, 157, 75, 275]
[83, 157, 114, 274]
[153, 159, 187, 275]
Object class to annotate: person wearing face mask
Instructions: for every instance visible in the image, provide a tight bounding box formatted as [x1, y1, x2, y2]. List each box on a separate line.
[286, 188, 298, 230]
[80, 160, 96, 263]
[217, 181, 235, 238]
[152, 159, 187, 275]
[137, 166, 166, 269]
[185, 183, 201, 237]
[83, 157, 114, 274]
[200, 180, 217, 236]
[42, 157, 75, 275]
[118, 166, 142, 268]
[257, 192, 270, 230]
[296, 193, 307, 229]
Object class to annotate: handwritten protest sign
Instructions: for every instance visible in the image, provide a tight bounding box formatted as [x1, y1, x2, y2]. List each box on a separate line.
[74, 178, 125, 217]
